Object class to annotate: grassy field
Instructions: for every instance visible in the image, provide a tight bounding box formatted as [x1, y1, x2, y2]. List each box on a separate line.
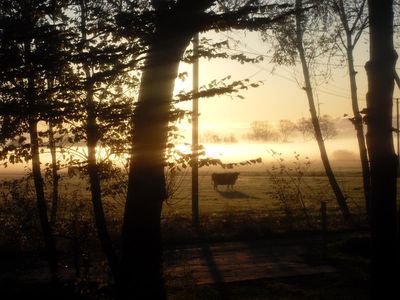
[0, 163, 383, 299]
[165, 170, 366, 214]
[0, 162, 378, 245]
[2, 163, 393, 234]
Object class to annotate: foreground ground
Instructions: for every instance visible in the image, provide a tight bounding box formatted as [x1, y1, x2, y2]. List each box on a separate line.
[1, 231, 370, 299]
[0, 165, 381, 299]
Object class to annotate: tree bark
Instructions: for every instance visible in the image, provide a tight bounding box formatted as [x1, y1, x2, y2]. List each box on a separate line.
[85, 88, 121, 283]
[48, 121, 59, 226]
[29, 120, 59, 281]
[365, 0, 398, 298]
[295, 0, 352, 223]
[119, 33, 191, 299]
[346, 45, 371, 221]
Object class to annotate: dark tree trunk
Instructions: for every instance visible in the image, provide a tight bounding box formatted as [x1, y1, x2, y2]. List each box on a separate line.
[85, 88, 120, 282]
[48, 121, 59, 226]
[295, 0, 352, 223]
[347, 46, 372, 221]
[393, 71, 400, 245]
[119, 33, 191, 299]
[365, 0, 398, 298]
[25, 30, 58, 280]
[29, 120, 58, 281]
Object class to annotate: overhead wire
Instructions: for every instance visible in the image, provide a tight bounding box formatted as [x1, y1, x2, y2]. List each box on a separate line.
[217, 32, 371, 103]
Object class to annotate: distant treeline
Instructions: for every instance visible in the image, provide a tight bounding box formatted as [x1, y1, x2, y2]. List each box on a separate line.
[201, 115, 338, 144]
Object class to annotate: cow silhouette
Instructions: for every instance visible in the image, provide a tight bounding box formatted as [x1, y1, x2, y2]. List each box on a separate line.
[211, 172, 240, 190]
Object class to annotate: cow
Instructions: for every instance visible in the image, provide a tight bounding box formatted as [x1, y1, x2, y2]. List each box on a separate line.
[211, 172, 240, 190]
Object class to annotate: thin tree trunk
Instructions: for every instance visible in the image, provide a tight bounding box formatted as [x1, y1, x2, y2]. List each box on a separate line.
[29, 120, 58, 281]
[85, 88, 120, 282]
[25, 29, 58, 281]
[365, 0, 398, 298]
[78, 0, 120, 285]
[119, 34, 191, 299]
[48, 121, 59, 226]
[295, 0, 352, 223]
[336, 0, 371, 222]
[346, 45, 372, 221]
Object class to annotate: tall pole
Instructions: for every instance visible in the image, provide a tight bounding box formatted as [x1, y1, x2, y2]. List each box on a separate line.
[192, 33, 199, 228]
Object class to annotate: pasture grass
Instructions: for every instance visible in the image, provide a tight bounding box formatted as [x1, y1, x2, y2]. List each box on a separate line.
[0, 168, 387, 247]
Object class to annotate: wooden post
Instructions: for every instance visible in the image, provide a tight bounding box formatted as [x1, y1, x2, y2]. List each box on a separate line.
[192, 33, 199, 228]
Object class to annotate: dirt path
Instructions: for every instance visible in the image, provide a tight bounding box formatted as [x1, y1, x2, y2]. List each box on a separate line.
[164, 234, 338, 285]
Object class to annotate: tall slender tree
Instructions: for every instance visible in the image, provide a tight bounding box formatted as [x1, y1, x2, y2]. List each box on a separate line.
[262, 0, 352, 223]
[330, 0, 371, 220]
[294, 0, 352, 222]
[76, 0, 120, 281]
[263, 0, 352, 221]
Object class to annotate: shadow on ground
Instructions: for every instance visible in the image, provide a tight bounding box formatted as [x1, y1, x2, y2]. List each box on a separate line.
[217, 190, 259, 199]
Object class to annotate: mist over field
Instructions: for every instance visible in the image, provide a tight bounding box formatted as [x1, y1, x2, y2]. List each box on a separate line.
[0, 137, 364, 178]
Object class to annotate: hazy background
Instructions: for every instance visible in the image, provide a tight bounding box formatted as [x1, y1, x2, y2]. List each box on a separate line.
[1, 30, 399, 177]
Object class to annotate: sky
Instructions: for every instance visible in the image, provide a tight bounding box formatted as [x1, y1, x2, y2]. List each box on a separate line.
[172, 29, 400, 162]
[175, 30, 389, 129]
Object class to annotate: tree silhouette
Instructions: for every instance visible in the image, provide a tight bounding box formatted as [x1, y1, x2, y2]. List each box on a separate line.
[49, 1, 140, 291]
[115, 1, 296, 298]
[330, 0, 371, 221]
[294, 0, 352, 222]
[263, 0, 352, 222]
[247, 120, 279, 141]
[365, 0, 398, 298]
[279, 119, 296, 142]
[0, 0, 72, 281]
[296, 115, 338, 141]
